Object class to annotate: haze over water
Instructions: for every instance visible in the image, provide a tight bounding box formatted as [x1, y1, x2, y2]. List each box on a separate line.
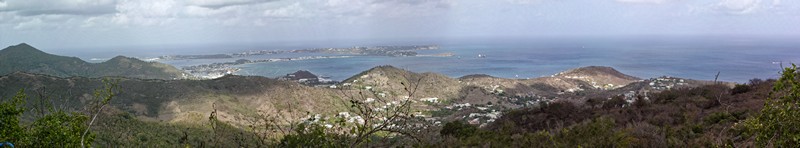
[220, 37, 799, 83]
[53, 36, 796, 83]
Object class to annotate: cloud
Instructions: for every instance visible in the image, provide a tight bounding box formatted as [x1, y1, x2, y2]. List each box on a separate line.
[262, 2, 310, 18]
[506, 0, 543, 5]
[187, 0, 278, 9]
[112, 0, 180, 25]
[0, 0, 455, 28]
[714, 0, 761, 14]
[0, 0, 118, 16]
[616, 0, 670, 4]
[322, 0, 452, 17]
[13, 17, 42, 29]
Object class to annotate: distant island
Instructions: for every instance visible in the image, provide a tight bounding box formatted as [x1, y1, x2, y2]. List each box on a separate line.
[155, 45, 446, 78]
[158, 45, 440, 61]
[231, 45, 440, 57]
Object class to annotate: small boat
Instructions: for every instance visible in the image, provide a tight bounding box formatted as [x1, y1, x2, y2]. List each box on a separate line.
[477, 54, 486, 58]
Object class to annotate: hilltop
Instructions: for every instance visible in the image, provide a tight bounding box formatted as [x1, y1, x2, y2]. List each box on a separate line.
[0, 43, 188, 80]
[554, 66, 640, 89]
[0, 61, 740, 146]
[342, 65, 463, 100]
[0, 72, 345, 126]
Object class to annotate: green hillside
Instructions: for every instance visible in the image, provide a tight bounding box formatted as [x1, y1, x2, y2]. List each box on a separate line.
[0, 43, 187, 80]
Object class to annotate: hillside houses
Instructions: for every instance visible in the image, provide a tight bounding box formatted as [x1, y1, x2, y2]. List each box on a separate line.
[649, 76, 687, 90]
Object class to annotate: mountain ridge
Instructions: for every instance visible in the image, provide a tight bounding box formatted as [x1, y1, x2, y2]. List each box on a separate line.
[0, 43, 188, 80]
[0, 60, 738, 146]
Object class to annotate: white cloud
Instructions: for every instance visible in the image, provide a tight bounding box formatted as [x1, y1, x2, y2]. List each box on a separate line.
[0, 1, 7, 9]
[322, 0, 452, 18]
[14, 17, 42, 29]
[263, 2, 309, 18]
[11, 15, 84, 30]
[112, 0, 180, 25]
[187, 0, 276, 9]
[1, 0, 118, 16]
[506, 0, 542, 5]
[616, 0, 670, 4]
[715, 0, 761, 14]
[0, 0, 455, 28]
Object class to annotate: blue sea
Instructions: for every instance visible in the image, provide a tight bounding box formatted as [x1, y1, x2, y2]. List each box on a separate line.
[68, 37, 800, 83]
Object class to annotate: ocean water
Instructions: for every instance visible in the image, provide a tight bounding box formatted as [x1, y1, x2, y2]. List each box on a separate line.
[231, 38, 800, 83]
[62, 37, 800, 83]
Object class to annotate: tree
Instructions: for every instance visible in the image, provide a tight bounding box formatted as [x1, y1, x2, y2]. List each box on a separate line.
[440, 121, 478, 138]
[743, 64, 800, 147]
[274, 72, 430, 147]
[603, 95, 627, 109]
[82, 78, 119, 148]
[0, 78, 118, 147]
[0, 90, 28, 145]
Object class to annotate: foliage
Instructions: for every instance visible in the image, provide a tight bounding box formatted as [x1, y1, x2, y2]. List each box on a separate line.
[602, 95, 627, 109]
[0, 78, 118, 147]
[278, 123, 350, 147]
[2, 61, 789, 147]
[0, 90, 27, 145]
[440, 121, 478, 138]
[0, 89, 91, 147]
[731, 84, 751, 95]
[0, 43, 185, 79]
[27, 110, 91, 147]
[440, 117, 632, 147]
[267, 72, 431, 147]
[742, 64, 800, 147]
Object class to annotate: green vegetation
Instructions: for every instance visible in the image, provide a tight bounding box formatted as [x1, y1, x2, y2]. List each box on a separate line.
[2, 89, 93, 147]
[742, 64, 800, 147]
[0, 79, 118, 147]
[4, 58, 800, 147]
[437, 117, 632, 147]
[0, 90, 27, 145]
[222, 74, 775, 147]
[0, 43, 186, 80]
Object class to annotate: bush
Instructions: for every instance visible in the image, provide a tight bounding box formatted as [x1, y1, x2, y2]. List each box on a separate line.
[440, 121, 478, 138]
[27, 111, 92, 147]
[742, 64, 800, 147]
[0, 90, 27, 145]
[278, 123, 350, 147]
[603, 96, 627, 109]
[554, 117, 632, 147]
[748, 78, 764, 86]
[731, 84, 751, 95]
[0, 89, 94, 147]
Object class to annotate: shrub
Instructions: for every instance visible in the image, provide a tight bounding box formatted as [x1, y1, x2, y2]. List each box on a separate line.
[0, 90, 28, 145]
[0, 89, 94, 147]
[27, 111, 92, 147]
[749, 78, 764, 86]
[603, 96, 627, 109]
[742, 64, 800, 147]
[278, 123, 350, 147]
[440, 121, 478, 138]
[731, 84, 751, 95]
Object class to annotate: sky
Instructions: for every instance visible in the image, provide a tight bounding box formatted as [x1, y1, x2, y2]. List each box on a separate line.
[1, 0, 799, 50]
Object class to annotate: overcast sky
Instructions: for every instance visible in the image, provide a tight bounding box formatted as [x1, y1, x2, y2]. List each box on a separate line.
[1, 0, 799, 50]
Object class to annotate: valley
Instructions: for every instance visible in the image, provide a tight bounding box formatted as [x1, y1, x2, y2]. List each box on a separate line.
[0, 43, 782, 147]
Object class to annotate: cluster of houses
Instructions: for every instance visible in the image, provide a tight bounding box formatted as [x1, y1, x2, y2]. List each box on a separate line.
[648, 76, 687, 90]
